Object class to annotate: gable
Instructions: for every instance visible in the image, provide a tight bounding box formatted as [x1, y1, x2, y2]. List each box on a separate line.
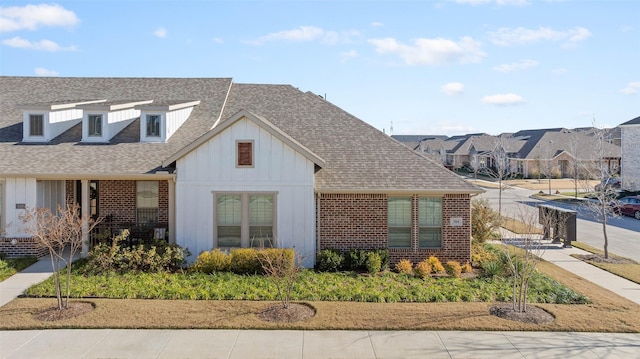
[175, 113, 322, 183]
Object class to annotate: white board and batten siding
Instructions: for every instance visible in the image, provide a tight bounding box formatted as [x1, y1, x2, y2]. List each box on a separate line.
[175, 117, 317, 266]
[1, 177, 37, 237]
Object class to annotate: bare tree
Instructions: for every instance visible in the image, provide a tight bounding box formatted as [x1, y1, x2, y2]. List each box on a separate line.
[566, 131, 584, 199]
[488, 135, 512, 215]
[581, 124, 620, 259]
[20, 203, 101, 310]
[500, 204, 549, 312]
[540, 140, 557, 195]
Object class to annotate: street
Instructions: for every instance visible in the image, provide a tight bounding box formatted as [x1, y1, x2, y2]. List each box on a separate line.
[478, 185, 640, 263]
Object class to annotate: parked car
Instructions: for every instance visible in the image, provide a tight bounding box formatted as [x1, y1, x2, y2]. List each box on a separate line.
[611, 196, 640, 220]
[595, 177, 622, 191]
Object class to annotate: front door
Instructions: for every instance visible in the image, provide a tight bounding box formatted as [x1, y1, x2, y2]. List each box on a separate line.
[76, 180, 99, 220]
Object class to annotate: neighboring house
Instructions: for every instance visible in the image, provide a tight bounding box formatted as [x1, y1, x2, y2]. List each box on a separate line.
[0, 77, 482, 266]
[620, 116, 640, 191]
[508, 128, 621, 179]
[391, 135, 448, 151]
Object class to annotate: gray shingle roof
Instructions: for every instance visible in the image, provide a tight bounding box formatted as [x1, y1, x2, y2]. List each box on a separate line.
[620, 116, 640, 126]
[0, 76, 481, 194]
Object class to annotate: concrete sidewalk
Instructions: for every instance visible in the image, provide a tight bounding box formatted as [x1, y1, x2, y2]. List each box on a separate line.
[2, 329, 639, 358]
[0, 258, 58, 307]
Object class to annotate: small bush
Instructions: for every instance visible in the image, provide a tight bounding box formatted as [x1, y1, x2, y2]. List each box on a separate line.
[346, 249, 368, 271]
[445, 261, 462, 278]
[414, 260, 432, 279]
[316, 249, 344, 272]
[365, 251, 382, 274]
[395, 259, 413, 275]
[461, 261, 473, 274]
[471, 241, 498, 266]
[257, 248, 295, 273]
[428, 256, 445, 273]
[371, 249, 390, 271]
[229, 248, 262, 275]
[481, 259, 505, 277]
[191, 249, 231, 273]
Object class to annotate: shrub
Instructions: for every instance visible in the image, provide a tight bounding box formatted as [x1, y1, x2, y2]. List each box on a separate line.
[395, 259, 413, 275]
[371, 249, 390, 271]
[428, 256, 445, 273]
[365, 251, 382, 274]
[84, 231, 189, 274]
[316, 249, 345, 272]
[461, 261, 473, 274]
[192, 249, 231, 273]
[413, 260, 432, 279]
[257, 248, 295, 273]
[229, 248, 262, 275]
[445, 261, 462, 278]
[471, 198, 501, 243]
[471, 241, 498, 266]
[346, 249, 368, 271]
[481, 259, 505, 277]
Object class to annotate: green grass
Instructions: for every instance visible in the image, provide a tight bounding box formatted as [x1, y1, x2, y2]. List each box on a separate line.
[25, 263, 588, 305]
[0, 257, 38, 282]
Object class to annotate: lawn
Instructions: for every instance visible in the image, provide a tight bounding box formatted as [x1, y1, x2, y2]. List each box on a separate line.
[0, 256, 38, 282]
[570, 241, 640, 284]
[1, 259, 639, 332]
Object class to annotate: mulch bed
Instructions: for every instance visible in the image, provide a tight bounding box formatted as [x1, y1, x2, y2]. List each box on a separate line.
[34, 301, 95, 321]
[489, 304, 555, 325]
[257, 302, 316, 323]
[574, 254, 636, 265]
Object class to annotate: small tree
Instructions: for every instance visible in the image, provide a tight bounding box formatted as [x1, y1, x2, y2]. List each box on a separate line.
[20, 203, 101, 310]
[255, 243, 302, 309]
[581, 123, 620, 259]
[471, 198, 501, 242]
[500, 204, 548, 313]
[486, 135, 513, 215]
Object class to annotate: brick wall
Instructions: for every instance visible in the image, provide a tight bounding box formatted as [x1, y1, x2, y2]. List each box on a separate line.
[317, 193, 387, 250]
[0, 237, 48, 258]
[96, 180, 169, 224]
[317, 193, 471, 264]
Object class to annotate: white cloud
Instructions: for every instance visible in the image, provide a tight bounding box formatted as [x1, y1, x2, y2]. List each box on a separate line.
[371, 21, 384, 27]
[154, 27, 167, 38]
[212, 37, 223, 44]
[441, 82, 465, 95]
[454, 0, 530, 5]
[482, 93, 525, 106]
[0, 3, 79, 32]
[488, 26, 591, 47]
[368, 36, 485, 65]
[492, 59, 539, 73]
[250, 26, 359, 45]
[34, 67, 59, 76]
[620, 82, 640, 95]
[340, 49, 358, 62]
[2, 36, 76, 51]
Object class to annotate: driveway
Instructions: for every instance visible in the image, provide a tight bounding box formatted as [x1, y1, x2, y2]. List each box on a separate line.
[477, 183, 640, 263]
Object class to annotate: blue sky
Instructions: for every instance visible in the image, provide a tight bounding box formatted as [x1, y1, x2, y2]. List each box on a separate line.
[1, 0, 638, 136]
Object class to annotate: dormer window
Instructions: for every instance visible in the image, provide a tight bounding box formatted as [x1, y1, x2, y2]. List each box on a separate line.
[29, 114, 44, 137]
[146, 115, 161, 137]
[87, 114, 103, 137]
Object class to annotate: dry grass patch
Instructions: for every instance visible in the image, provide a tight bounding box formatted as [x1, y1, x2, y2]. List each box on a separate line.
[501, 217, 543, 235]
[570, 241, 640, 284]
[1, 260, 639, 332]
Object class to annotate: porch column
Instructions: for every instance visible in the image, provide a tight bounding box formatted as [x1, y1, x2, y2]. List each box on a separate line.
[168, 178, 176, 244]
[81, 179, 90, 257]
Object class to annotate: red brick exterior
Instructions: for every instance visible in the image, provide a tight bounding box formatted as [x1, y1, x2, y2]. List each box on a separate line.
[317, 193, 471, 264]
[65, 179, 169, 225]
[0, 237, 48, 258]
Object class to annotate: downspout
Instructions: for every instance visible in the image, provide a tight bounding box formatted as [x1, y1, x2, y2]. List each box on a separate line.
[81, 179, 89, 257]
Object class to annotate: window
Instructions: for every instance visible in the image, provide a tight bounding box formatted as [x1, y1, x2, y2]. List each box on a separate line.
[387, 196, 443, 249]
[215, 193, 275, 248]
[418, 197, 442, 248]
[146, 115, 161, 137]
[88, 114, 102, 137]
[237, 141, 253, 167]
[136, 181, 159, 224]
[29, 114, 44, 136]
[388, 197, 411, 248]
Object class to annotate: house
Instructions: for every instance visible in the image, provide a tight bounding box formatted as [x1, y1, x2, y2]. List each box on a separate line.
[0, 77, 482, 266]
[620, 116, 640, 191]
